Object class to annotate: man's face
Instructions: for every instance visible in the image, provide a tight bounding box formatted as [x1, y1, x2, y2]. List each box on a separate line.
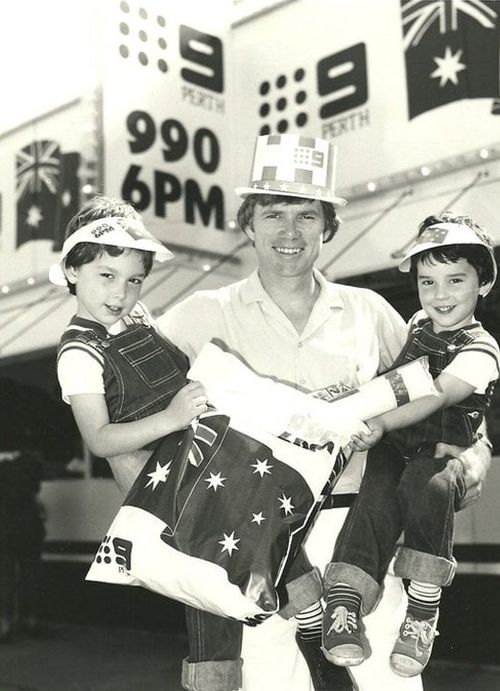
[245, 199, 326, 280]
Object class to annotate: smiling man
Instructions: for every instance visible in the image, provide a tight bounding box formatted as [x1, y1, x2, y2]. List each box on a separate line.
[157, 134, 450, 691]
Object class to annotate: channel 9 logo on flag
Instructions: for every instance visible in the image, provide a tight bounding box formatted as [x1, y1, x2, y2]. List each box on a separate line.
[401, 0, 500, 119]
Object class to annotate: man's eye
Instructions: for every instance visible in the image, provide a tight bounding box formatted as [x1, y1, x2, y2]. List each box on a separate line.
[130, 278, 143, 285]
[101, 273, 113, 279]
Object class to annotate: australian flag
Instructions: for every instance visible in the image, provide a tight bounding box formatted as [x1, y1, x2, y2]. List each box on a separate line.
[87, 412, 342, 621]
[401, 0, 500, 119]
[16, 140, 80, 249]
[86, 346, 344, 621]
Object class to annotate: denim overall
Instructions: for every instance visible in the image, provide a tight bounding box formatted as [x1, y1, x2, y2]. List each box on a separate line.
[59, 313, 326, 691]
[326, 319, 496, 614]
[58, 313, 190, 440]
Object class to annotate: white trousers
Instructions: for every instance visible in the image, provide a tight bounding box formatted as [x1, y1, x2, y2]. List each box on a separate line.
[241, 507, 424, 691]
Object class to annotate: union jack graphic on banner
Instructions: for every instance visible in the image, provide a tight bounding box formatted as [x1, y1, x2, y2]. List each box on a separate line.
[401, 0, 500, 119]
[16, 140, 81, 249]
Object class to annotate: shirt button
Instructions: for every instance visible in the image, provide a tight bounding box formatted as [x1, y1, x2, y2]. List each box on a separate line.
[297, 342, 303, 349]
[299, 378, 306, 385]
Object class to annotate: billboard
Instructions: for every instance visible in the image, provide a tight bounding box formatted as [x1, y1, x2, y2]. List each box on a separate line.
[232, 0, 500, 190]
[100, 0, 234, 246]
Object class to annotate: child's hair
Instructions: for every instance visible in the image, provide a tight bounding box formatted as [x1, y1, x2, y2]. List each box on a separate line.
[410, 211, 497, 288]
[237, 193, 341, 243]
[63, 195, 153, 295]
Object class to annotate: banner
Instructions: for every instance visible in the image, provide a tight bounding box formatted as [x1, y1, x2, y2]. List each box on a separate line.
[100, 0, 234, 245]
[86, 343, 437, 620]
[232, 0, 500, 189]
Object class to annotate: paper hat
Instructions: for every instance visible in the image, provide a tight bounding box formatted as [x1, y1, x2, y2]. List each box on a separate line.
[235, 134, 347, 207]
[49, 217, 174, 286]
[399, 221, 497, 286]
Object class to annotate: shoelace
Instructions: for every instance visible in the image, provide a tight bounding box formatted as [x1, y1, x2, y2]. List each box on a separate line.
[402, 617, 439, 656]
[326, 606, 358, 635]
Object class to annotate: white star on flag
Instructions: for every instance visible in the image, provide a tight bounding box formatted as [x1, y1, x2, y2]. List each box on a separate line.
[251, 458, 273, 477]
[251, 512, 266, 525]
[431, 46, 466, 86]
[278, 493, 295, 516]
[219, 531, 240, 556]
[145, 461, 172, 490]
[204, 471, 226, 491]
[26, 205, 43, 228]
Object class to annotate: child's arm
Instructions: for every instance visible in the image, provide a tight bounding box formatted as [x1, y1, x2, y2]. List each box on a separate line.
[350, 372, 475, 452]
[69, 380, 207, 458]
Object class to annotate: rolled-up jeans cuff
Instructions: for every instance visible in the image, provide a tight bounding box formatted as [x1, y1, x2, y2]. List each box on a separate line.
[181, 657, 242, 691]
[394, 546, 457, 587]
[324, 561, 380, 615]
[278, 567, 323, 619]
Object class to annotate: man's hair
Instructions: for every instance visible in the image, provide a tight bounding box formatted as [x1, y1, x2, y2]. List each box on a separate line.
[63, 195, 153, 295]
[236, 194, 341, 243]
[410, 211, 497, 287]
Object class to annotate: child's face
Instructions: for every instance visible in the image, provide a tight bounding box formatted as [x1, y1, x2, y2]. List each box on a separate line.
[416, 256, 483, 333]
[65, 249, 148, 327]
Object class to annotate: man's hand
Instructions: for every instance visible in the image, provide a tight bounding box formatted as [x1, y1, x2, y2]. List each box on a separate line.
[434, 437, 492, 509]
[434, 439, 492, 488]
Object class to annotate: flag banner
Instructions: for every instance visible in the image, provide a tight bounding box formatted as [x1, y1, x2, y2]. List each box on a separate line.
[16, 140, 61, 247]
[401, 0, 500, 119]
[87, 344, 437, 621]
[16, 141, 81, 249]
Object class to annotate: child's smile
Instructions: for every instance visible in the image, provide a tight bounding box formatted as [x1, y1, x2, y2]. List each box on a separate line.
[416, 256, 482, 333]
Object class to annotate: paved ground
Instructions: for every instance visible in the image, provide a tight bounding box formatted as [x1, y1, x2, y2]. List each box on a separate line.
[1, 623, 499, 691]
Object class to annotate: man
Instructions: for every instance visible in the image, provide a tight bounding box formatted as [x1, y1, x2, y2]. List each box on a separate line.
[157, 134, 491, 691]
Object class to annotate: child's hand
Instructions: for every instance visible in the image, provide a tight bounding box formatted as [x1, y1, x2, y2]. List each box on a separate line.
[166, 381, 208, 430]
[348, 419, 384, 452]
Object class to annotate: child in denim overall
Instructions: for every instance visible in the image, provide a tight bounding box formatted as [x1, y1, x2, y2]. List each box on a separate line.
[321, 213, 499, 678]
[54, 196, 336, 691]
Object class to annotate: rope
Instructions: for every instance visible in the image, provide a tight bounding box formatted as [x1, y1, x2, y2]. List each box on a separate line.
[390, 170, 488, 259]
[320, 188, 413, 277]
[151, 238, 250, 315]
[0, 293, 69, 354]
[0, 287, 60, 335]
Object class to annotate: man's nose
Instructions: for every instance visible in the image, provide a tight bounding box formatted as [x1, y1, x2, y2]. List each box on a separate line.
[283, 217, 299, 236]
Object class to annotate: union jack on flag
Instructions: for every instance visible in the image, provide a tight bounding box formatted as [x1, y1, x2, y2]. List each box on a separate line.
[401, 0, 499, 119]
[15, 141, 80, 249]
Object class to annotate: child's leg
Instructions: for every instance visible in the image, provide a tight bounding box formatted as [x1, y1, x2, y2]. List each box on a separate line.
[279, 549, 353, 689]
[182, 606, 243, 691]
[390, 453, 466, 677]
[322, 442, 406, 666]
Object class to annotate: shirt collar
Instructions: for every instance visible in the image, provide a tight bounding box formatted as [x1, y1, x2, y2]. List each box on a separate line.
[241, 269, 345, 310]
[68, 316, 124, 338]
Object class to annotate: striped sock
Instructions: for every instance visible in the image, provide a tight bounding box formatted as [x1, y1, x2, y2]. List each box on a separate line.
[407, 580, 441, 620]
[295, 600, 323, 641]
[326, 583, 362, 615]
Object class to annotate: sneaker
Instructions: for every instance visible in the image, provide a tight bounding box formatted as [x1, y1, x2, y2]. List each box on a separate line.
[322, 602, 365, 667]
[390, 610, 439, 677]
